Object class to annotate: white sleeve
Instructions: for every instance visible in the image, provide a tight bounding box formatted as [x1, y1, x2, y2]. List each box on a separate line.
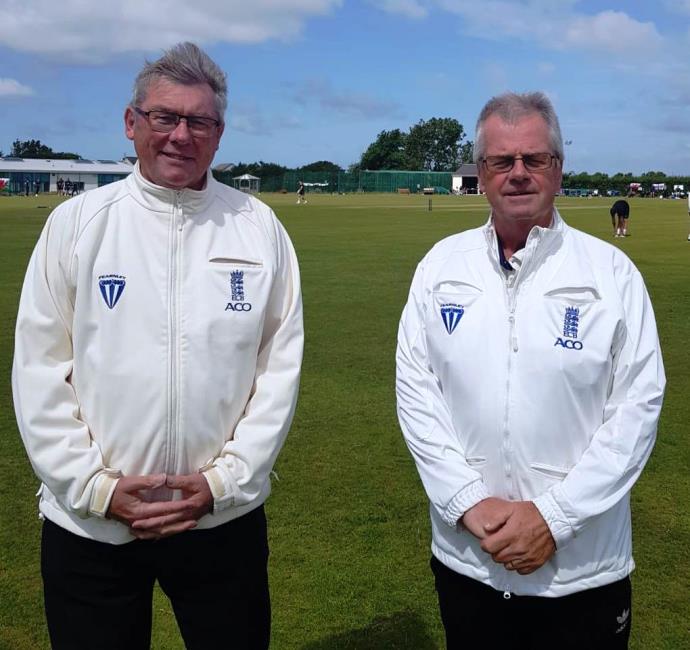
[533, 267, 665, 548]
[396, 262, 490, 528]
[12, 208, 120, 520]
[201, 216, 304, 511]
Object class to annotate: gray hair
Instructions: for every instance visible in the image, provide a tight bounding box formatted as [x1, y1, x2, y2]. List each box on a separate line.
[473, 91, 563, 164]
[131, 42, 227, 120]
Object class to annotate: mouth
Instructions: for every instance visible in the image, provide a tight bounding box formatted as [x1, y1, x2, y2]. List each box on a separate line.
[161, 152, 193, 162]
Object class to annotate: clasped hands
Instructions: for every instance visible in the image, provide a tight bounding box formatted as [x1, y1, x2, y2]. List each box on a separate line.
[461, 497, 556, 575]
[107, 473, 213, 540]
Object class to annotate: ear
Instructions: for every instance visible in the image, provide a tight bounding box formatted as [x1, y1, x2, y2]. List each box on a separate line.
[215, 122, 225, 150]
[124, 106, 136, 141]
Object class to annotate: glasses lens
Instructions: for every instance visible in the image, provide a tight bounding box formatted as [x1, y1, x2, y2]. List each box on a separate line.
[147, 111, 178, 132]
[485, 156, 514, 172]
[523, 153, 553, 171]
[186, 117, 217, 137]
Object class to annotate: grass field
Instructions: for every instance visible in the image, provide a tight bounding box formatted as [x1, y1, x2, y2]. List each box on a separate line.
[1, 192, 688, 649]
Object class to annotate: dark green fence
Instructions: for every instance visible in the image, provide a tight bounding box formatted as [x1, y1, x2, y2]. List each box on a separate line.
[213, 169, 453, 194]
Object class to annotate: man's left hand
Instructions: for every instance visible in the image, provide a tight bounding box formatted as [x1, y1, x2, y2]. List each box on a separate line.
[130, 473, 213, 540]
[480, 501, 556, 575]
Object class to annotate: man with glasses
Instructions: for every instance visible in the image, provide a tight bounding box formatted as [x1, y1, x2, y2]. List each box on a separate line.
[396, 92, 664, 648]
[13, 42, 303, 649]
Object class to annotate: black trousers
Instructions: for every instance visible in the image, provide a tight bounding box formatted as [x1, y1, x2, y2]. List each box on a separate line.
[431, 555, 632, 650]
[41, 506, 270, 650]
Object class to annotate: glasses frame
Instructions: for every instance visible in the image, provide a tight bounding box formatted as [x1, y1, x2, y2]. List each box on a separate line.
[481, 152, 560, 174]
[133, 107, 221, 138]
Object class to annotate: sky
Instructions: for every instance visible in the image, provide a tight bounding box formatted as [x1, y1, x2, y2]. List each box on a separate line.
[1, 0, 689, 175]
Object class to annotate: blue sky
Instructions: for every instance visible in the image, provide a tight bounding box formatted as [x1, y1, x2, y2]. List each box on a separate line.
[1, 0, 689, 174]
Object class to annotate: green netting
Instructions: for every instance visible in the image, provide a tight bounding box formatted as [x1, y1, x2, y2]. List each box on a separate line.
[213, 169, 453, 193]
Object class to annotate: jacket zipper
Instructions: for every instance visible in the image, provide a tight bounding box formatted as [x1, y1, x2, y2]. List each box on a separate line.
[501, 263, 519, 600]
[166, 192, 184, 475]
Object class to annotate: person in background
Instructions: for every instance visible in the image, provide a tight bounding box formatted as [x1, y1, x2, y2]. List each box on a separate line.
[610, 198, 631, 237]
[13, 42, 303, 650]
[396, 91, 665, 649]
[296, 179, 307, 204]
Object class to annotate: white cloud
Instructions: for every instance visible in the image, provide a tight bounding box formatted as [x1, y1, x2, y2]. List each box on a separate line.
[370, 0, 429, 19]
[0, 78, 33, 97]
[0, 0, 343, 58]
[435, 1, 663, 60]
[563, 11, 662, 56]
[292, 79, 402, 119]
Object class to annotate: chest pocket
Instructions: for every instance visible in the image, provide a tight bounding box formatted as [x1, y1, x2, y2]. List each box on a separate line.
[429, 281, 483, 338]
[542, 286, 616, 390]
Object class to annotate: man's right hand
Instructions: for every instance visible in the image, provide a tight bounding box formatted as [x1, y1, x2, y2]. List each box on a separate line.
[107, 474, 195, 539]
[461, 497, 513, 540]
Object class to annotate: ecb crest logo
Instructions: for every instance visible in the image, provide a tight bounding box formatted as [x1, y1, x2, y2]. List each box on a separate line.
[555, 305, 583, 350]
[225, 269, 252, 312]
[99, 275, 126, 309]
[440, 303, 464, 335]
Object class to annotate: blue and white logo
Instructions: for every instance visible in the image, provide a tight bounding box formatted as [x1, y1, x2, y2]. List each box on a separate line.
[440, 303, 464, 335]
[555, 305, 583, 350]
[99, 275, 126, 309]
[230, 270, 245, 301]
[226, 269, 252, 312]
[563, 306, 580, 339]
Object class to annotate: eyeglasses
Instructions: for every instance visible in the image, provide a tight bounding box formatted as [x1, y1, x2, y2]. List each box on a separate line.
[481, 152, 559, 173]
[134, 107, 221, 137]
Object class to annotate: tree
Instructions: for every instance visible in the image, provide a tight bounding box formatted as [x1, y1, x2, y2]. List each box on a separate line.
[300, 160, 342, 173]
[458, 140, 474, 165]
[232, 161, 287, 178]
[404, 118, 465, 171]
[360, 129, 407, 170]
[10, 139, 80, 159]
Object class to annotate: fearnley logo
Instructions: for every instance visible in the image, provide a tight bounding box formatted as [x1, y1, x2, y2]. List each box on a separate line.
[99, 275, 126, 309]
[554, 305, 583, 350]
[225, 270, 252, 312]
[440, 303, 464, 335]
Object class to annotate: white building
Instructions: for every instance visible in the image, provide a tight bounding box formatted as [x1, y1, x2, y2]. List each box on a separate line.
[452, 163, 479, 194]
[0, 157, 134, 194]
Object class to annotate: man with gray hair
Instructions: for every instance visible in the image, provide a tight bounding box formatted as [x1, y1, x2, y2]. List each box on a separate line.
[396, 91, 664, 648]
[13, 42, 303, 649]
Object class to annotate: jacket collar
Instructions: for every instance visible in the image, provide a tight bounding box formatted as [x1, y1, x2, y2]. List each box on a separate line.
[126, 162, 216, 214]
[483, 208, 567, 272]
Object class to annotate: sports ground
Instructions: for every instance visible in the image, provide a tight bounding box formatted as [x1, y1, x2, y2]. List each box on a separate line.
[0, 192, 688, 648]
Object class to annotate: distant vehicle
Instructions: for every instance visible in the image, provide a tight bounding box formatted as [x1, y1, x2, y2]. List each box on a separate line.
[606, 189, 621, 196]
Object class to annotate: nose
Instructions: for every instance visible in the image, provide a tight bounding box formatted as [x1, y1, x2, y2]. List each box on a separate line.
[168, 117, 192, 143]
[508, 157, 529, 181]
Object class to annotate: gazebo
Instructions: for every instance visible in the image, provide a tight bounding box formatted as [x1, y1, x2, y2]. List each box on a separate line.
[233, 173, 260, 194]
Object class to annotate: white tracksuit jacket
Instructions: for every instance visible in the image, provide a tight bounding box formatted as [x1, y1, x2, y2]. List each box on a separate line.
[12, 164, 303, 544]
[396, 210, 665, 597]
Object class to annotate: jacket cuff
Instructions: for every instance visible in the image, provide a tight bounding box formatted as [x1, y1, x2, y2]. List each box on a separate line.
[532, 490, 575, 549]
[441, 480, 492, 528]
[88, 470, 122, 518]
[200, 462, 237, 513]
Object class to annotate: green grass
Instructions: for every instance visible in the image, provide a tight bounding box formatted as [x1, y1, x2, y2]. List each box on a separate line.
[1, 193, 688, 649]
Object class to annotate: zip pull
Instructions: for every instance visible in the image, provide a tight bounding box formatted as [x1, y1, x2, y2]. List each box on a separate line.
[175, 191, 184, 231]
[508, 314, 518, 352]
[503, 590, 511, 600]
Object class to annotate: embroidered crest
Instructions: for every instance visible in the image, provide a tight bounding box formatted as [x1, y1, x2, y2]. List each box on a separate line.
[230, 270, 245, 301]
[98, 275, 126, 309]
[225, 269, 252, 312]
[440, 303, 464, 335]
[563, 306, 580, 339]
